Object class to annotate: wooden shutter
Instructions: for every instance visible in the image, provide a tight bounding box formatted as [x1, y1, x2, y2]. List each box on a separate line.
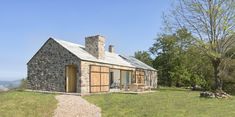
[90, 65, 110, 93]
[136, 70, 145, 84]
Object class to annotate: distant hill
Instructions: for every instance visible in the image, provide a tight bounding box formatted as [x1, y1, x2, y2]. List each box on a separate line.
[0, 85, 9, 91]
[0, 80, 22, 91]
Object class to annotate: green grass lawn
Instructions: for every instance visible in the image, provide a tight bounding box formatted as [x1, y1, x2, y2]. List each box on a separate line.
[84, 88, 235, 117]
[0, 91, 57, 117]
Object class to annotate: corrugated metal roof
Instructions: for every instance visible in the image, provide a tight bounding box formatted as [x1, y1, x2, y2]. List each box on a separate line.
[120, 55, 156, 71]
[53, 38, 134, 67]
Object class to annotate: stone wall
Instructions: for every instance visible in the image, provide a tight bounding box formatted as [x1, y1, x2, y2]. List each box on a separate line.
[27, 39, 81, 92]
[80, 60, 158, 93]
[80, 61, 135, 94]
[27, 38, 158, 94]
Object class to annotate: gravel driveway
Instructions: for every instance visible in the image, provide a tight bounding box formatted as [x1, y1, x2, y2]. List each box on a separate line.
[53, 95, 101, 117]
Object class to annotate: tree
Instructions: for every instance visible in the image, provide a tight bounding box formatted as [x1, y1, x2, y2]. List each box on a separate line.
[134, 51, 153, 66]
[220, 46, 235, 94]
[185, 45, 213, 90]
[150, 28, 208, 87]
[170, 0, 235, 92]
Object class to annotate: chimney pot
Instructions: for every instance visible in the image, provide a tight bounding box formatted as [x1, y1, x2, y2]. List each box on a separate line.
[109, 45, 114, 53]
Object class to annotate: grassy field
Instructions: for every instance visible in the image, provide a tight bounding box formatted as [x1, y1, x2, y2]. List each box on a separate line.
[0, 91, 57, 117]
[84, 88, 235, 117]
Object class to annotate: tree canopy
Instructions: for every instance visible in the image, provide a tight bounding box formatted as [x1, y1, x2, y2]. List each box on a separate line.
[168, 0, 235, 92]
[134, 51, 153, 67]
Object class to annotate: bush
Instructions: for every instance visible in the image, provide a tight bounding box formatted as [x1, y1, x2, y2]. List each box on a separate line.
[223, 81, 235, 95]
[17, 79, 27, 91]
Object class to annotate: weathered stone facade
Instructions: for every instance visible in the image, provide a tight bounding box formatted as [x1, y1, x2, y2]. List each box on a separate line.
[27, 39, 81, 92]
[85, 35, 105, 59]
[80, 61, 135, 94]
[80, 60, 158, 94]
[27, 36, 158, 94]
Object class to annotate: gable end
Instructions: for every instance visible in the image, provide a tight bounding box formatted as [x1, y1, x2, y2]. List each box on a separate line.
[27, 38, 81, 65]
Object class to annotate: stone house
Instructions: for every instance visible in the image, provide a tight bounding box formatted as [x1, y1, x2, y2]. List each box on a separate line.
[27, 35, 157, 94]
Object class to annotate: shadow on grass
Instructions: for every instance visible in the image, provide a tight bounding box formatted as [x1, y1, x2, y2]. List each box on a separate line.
[153, 87, 190, 92]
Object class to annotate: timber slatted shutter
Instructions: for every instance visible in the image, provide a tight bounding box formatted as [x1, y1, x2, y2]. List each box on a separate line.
[90, 65, 109, 93]
[136, 70, 145, 84]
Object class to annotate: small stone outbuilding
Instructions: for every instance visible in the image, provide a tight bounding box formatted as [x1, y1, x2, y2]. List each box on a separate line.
[27, 35, 157, 94]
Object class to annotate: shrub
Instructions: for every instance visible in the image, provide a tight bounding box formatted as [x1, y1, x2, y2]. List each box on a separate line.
[223, 81, 235, 95]
[17, 79, 27, 91]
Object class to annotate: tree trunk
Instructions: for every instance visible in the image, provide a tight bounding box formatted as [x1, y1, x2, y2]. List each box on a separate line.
[212, 59, 223, 92]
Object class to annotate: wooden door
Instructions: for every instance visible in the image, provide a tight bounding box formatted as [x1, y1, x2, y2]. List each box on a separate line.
[90, 66, 109, 93]
[66, 65, 77, 93]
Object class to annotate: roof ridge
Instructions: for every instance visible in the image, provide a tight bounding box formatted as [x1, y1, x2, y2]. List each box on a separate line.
[52, 38, 85, 48]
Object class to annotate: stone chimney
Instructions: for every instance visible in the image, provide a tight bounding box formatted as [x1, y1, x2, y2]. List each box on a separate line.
[85, 35, 105, 59]
[109, 45, 114, 53]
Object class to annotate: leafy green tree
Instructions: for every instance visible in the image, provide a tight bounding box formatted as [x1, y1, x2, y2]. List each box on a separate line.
[220, 47, 235, 94]
[185, 46, 213, 90]
[150, 34, 178, 86]
[134, 51, 153, 66]
[150, 28, 215, 89]
[170, 0, 235, 92]
[150, 28, 200, 87]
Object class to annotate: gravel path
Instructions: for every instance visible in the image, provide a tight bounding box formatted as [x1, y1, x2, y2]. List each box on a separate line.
[53, 95, 101, 117]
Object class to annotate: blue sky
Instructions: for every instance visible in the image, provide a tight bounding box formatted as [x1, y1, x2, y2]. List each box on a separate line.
[0, 0, 172, 81]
